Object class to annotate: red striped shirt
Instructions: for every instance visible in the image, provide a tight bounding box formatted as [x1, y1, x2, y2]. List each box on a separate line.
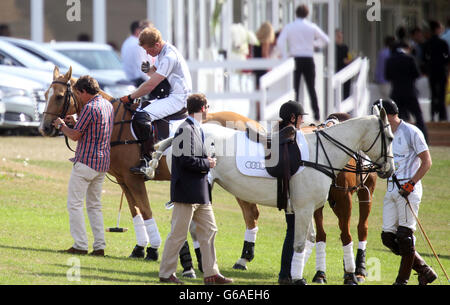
[71, 95, 114, 172]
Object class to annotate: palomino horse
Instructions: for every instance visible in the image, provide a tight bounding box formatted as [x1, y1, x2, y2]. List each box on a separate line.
[39, 66, 265, 263]
[155, 109, 394, 283]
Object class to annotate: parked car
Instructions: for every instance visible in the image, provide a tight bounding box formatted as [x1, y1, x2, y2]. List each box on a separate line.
[0, 70, 46, 133]
[0, 39, 53, 71]
[47, 41, 135, 97]
[0, 37, 89, 76]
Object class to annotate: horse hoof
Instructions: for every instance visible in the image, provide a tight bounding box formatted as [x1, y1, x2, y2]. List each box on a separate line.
[129, 245, 145, 258]
[356, 275, 365, 283]
[232, 263, 247, 270]
[312, 271, 327, 284]
[343, 272, 358, 285]
[145, 247, 158, 261]
[182, 268, 197, 279]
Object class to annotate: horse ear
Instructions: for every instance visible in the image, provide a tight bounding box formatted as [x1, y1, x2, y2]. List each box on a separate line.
[380, 107, 387, 121]
[372, 105, 380, 116]
[53, 66, 60, 80]
[64, 66, 72, 82]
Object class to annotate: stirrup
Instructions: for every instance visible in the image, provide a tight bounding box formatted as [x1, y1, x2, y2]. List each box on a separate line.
[130, 158, 153, 180]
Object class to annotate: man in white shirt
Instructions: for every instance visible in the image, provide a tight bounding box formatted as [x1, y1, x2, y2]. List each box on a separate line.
[120, 26, 192, 176]
[277, 5, 329, 121]
[374, 99, 437, 286]
[120, 20, 154, 87]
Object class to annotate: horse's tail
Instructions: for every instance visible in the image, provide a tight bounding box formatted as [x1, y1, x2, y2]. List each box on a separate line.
[148, 137, 174, 179]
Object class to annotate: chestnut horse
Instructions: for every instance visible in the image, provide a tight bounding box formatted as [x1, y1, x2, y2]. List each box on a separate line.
[39, 66, 265, 261]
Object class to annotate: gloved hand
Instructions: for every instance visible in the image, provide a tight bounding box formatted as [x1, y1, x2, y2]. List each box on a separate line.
[120, 95, 133, 103]
[399, 180, 415, 198]
[141, 61, 151, 73]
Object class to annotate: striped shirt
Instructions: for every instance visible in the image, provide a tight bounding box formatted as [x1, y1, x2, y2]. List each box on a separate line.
[71, 95, 114, 172]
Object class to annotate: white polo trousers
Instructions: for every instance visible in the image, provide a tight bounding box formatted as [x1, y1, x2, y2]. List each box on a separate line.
[67, 162, 106, 251]
[382, 182, 422, 234]
[142, 94, 186, 121]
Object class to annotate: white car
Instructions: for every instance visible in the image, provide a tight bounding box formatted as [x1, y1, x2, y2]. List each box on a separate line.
[0, 70, 46, 132]
[47, 41, 134, 97]
[0, 39, 53, 71]
[0, 37, 89, 76]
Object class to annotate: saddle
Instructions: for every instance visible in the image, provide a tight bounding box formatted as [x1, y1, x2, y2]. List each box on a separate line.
[245, 122, 302, 211]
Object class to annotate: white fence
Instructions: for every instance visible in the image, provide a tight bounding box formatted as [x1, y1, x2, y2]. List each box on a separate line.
[188, 55, 370, 122]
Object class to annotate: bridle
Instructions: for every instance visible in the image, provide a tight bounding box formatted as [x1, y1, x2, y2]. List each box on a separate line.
[301, 116, 393, 184]
[43, 80, 80, 119]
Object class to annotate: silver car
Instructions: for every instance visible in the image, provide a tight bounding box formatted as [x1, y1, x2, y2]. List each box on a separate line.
[0, 70, 46, 133]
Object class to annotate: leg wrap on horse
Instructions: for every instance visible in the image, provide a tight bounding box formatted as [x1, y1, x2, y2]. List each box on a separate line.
[315, 241, 326, 272]
[179, 240, 194, 271]
[381, 231, 400, 255]
[241, 241, 255, 261]
[144, 218, 161, 248]
[343, 241, 356, 273]
[133, 215, 149, 247]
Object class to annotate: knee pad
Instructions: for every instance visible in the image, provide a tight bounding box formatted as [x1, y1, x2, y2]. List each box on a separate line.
[381, 231, 400, 255]
[396, 226, 415, 256]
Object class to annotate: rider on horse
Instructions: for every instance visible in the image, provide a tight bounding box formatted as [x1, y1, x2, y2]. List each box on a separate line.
[120, 25, 192, 178]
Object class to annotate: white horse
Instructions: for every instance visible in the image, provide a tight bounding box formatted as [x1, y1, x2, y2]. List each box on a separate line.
[151, 108, 394, 282]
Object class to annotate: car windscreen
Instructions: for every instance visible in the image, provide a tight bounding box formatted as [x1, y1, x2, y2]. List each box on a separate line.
[57, 49, 122, 70]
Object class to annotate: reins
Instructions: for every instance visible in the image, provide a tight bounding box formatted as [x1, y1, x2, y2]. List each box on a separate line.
[301, 117, 390, 186]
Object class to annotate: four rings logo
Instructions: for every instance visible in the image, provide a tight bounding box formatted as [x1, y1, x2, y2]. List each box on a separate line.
[245, 161, 265, 170]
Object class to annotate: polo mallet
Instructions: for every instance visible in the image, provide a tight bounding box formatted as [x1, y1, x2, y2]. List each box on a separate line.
[106, 191, 128, 233]
[394, 173, 449, 283]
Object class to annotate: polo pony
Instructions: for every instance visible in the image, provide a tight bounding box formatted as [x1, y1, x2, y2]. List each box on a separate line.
[154, 108, 394, 282]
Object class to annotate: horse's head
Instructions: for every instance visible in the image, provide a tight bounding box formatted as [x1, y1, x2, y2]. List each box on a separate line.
[39, 66, 78, 137]
[361, 107, 395, 179]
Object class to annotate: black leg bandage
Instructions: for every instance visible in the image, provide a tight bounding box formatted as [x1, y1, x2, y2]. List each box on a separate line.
[179, 240, 193, 271]
[241, 241, 255, 262]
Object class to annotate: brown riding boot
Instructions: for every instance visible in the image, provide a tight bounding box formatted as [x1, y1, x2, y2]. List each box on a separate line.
[412, 252, 438, 285]
[393, 253, 415, 285]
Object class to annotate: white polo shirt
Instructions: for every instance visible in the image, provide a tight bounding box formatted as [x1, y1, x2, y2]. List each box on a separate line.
[154, 43, 192, 96]
[392, 120, 428, 181]
[276, 18, 329, 58]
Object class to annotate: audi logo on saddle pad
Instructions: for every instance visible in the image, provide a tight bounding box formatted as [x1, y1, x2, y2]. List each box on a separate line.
[245, 161, 266, 170]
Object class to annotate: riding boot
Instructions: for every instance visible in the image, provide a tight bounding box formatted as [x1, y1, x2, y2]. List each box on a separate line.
[129, 245, 145, 258]
[412, 252, 437, 285]
[394, 252, 415, 285]
[130, 138, 153, 179]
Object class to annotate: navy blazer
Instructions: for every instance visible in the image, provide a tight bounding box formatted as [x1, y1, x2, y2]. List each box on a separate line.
[170, 118, 211, 204]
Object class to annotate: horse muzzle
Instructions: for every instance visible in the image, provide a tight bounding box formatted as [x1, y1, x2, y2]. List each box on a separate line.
[39, 120, 59, 137]
[376, 161, 394, 179]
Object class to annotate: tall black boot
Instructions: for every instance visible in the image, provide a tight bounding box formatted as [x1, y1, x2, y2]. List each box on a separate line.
[194, 247, 203, 273]
[412, 252, 437, 285]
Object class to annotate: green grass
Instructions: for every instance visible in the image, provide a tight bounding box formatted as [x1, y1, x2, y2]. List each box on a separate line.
[0, 136, 449, 285]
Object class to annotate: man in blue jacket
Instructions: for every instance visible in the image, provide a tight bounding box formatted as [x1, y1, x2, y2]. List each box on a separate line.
[158, 93, 233, 285]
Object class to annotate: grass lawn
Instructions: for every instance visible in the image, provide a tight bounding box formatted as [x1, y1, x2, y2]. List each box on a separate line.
[0, 136, 449, 285]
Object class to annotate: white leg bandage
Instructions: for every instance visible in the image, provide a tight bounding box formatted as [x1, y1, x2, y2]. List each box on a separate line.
[303, 240, 315, 266]
[316, 241, 327, 272]
[133, 215, 149, 247]
[291, 251, 306, 280]
[144, 218, 161, 248]
[343, 242, 356, 273]
[244, 227, 258, 243]
[358, 240, 367, 251]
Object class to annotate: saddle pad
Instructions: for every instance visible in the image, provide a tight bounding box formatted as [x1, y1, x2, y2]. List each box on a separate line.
[236, 131, 309, 178]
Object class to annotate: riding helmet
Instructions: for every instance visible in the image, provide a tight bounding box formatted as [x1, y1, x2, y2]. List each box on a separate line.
[279, 100, 308, 121]
[373, 99, 399, 115]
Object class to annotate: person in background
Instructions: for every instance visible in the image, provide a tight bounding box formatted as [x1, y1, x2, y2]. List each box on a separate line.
[375, 36, 395, 100]
[335, 29, 351, 99]
[385, 41, 428, 143]
[252, 21, 275, 89]
[423, 20, 449, 122]
[410, 27, 426, 72]
[121, 20, 154, 87]
[441, 17, 450, 50]
[277, 4, 329, 122]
